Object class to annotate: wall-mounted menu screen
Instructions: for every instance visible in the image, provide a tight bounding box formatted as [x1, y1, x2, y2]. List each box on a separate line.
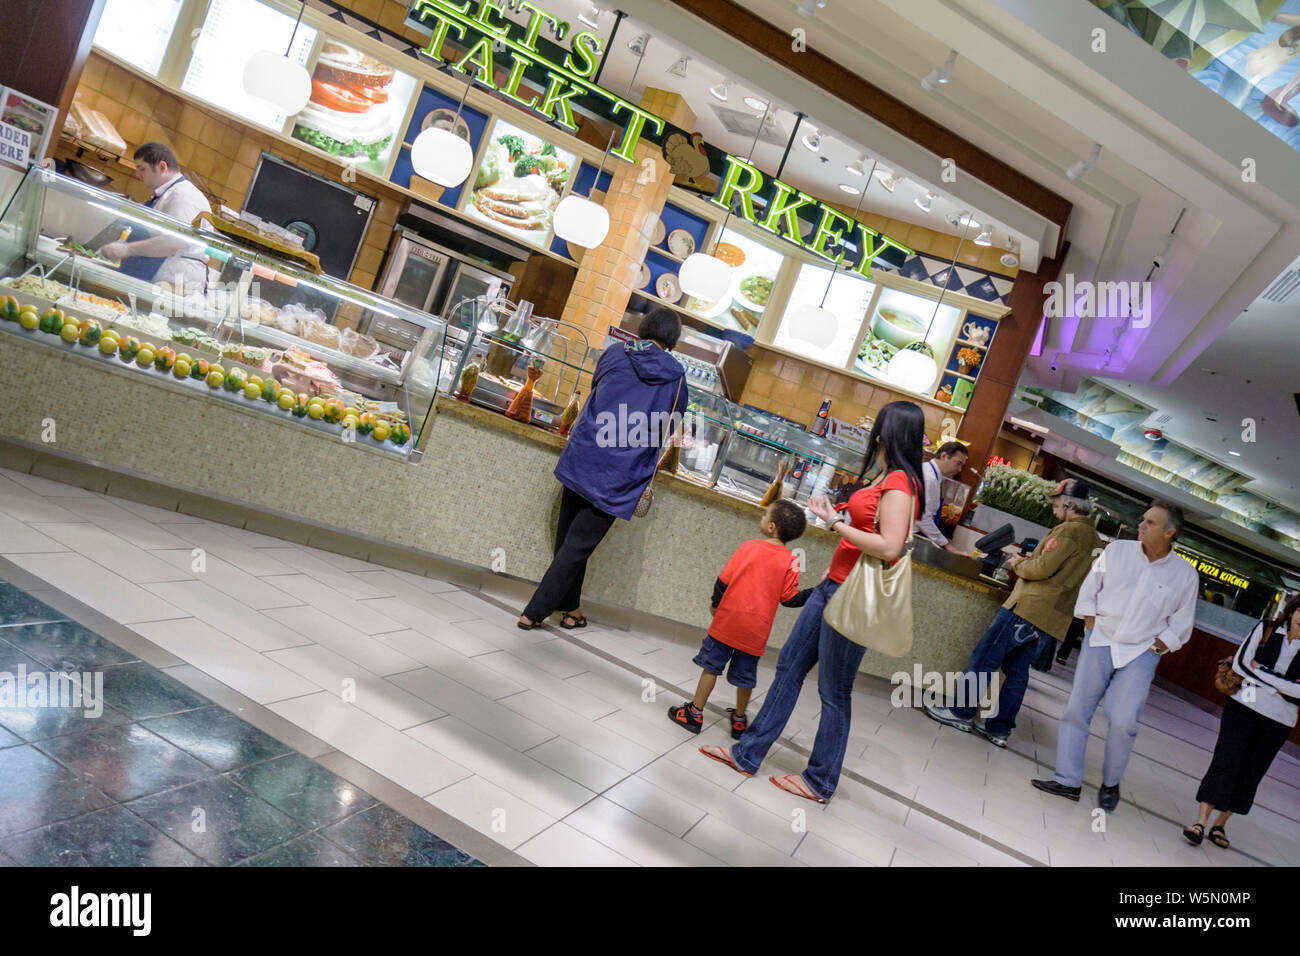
[465, 118, 575, 249]
[92, 0, 184, 77]
[181, 0, 317, 131]
[681, 227, 784, 334]
[772, 262, 875, 368]
[853, 286, 961, 389]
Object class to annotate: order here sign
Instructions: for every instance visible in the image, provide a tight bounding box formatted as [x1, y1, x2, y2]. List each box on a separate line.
[0, 118, 31, 169]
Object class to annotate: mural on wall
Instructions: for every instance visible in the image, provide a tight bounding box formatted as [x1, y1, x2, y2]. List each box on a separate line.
[1028, 378, 1300, 549]
[1091, 0, 1300, 152]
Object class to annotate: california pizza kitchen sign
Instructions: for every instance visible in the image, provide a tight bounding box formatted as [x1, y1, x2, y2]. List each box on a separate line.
[404, 0, 912, 274]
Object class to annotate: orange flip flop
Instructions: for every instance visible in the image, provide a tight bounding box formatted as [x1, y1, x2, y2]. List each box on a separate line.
[699, 744, 753, 777]
[770, 773, 827, 804]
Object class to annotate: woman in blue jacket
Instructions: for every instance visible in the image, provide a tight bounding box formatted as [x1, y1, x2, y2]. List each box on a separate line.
[518, 309, 689, 630]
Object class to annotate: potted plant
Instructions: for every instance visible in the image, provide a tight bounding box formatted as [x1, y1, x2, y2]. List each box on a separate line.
[974, 463, 1059, 535]
[957, 347, 983, 375]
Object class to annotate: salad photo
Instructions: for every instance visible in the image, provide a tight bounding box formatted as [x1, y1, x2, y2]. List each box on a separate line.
[466, 120, 575, 248]
[290, 38, 416, 175]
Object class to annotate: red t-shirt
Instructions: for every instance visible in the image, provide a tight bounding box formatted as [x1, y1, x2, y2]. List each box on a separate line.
[827, 470, 921, 583]
[710, 539, 801, 656]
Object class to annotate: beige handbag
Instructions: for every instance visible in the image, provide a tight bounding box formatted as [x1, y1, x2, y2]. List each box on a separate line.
[632, 377, 684, 518]
[822, 495, 914, 655]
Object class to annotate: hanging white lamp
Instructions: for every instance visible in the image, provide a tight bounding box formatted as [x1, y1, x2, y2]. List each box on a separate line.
[411, 65, 477, 188]
[786, 303, 838, 348]
[242, 2, 312, 115]
[553, 194, 610, 249]
[886, 346, 939, 393]
[678, 252, 733, 300]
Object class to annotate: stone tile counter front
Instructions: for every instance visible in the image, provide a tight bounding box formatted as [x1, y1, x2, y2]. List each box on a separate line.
[0, 331, 1003, 681]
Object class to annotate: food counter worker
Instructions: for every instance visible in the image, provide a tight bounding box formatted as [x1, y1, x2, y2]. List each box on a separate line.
[917, 441, 970, 555]
[98, 142, 212, 290]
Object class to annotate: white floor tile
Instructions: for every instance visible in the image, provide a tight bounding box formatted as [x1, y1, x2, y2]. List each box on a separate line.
[526, 737, 627, 793]
[389, 669, 555, 752]
[151, 549, 304, 610]
[28, 522, 192, 584]
[406, 716, 593, 819]
[374, 630, 526, 699]
[683, 813, 803, 867]
[477, 651, 616, 721]
[142, 580, 312, 653]
[793, 832, 879, 867]
[8, 552, 188, 624]
[0, 470, 98, 497]
[498, 691, 652, 772]
[102, 496, 203, 524]
[0, 514, 67, 554]
[426, 775, 556, 851]
[516, 821, 638, 867]
[264, 606, 420, 676]
[602, 775, 707, 837]
[562, 797, 725, 867]
[269, 693, 470, 796]
[164, 523, 294, 575]
[257, 548, 391, 599]
[355, 594, 500, 654]
[596, 708, 689, 754]
[265, 644, 447, 729]
[131, 618, 319, 704]
[261, 576, 405, 635]
[54, 497, 193, 550]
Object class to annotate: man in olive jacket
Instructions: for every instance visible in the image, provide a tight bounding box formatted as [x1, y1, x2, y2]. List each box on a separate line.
[924, 479, 1103, 747]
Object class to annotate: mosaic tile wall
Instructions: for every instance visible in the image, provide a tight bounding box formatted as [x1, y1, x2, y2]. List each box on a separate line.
[0, 334, 998, 677]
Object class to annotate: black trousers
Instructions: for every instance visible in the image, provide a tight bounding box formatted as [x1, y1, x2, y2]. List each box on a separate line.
[522, 485, 616, 622]
[1196, 696, 1292, 815]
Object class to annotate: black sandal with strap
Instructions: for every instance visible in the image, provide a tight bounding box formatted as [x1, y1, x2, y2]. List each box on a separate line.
[559, 613, 588, 630]
[1182, 822, 1205, 846]
[1208, 825, 1230, 849]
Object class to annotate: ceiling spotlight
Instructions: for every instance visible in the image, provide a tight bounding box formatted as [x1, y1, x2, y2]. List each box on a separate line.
[914, 191, 936, 213]
[709, 81, 729, 102]
[921, 50, 957, 92]
[801, 128, 821, 152]
[838, 183, 861, 195]
[845, 156, 866, 177]
[1000, 238, 1020, 268]
[1067, 142, 1101, 180]
[797, 0, 828, 18]
[743, 95, 768, 111]
[946, 211, 979, 229]
[627, 33, 649, 55]
[578, 3, 601, 28]
[667, 55, 690, 78]
[874, 169, 901, 191]
[973, 227, 993, 246]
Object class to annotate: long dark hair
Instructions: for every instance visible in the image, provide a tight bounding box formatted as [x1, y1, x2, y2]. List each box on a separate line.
[858, 400, 925, 502]
[1266, 593, 1300, 643]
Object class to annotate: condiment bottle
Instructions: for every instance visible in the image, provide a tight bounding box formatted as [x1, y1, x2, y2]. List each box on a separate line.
[455, 352, 482, 402]
[506, 357, 544, 423]
[558, 389, 581, 436]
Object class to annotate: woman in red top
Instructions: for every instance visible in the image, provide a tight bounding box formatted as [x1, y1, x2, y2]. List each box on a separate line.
[701, 401, 925, 802]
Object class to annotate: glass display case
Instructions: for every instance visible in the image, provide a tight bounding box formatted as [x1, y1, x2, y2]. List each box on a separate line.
[0, 167, 446, 458]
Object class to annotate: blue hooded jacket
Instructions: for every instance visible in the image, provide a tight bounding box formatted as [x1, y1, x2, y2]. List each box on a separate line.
[554, 340, 689, 519]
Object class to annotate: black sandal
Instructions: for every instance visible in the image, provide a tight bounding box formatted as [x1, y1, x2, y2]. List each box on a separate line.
[559, 613, 588, 630]
[1182, 822, 1205, 846]
[517, 616, 543, 631]
[1208, 825, 1230, 849]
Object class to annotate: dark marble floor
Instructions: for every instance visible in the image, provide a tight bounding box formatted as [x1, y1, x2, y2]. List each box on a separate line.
[0, 578, 482, 867]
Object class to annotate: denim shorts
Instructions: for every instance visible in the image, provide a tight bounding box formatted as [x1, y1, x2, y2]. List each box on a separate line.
[693, 635, 759, 689]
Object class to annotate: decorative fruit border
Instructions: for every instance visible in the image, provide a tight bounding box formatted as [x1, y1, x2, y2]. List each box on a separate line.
[0, 294, 413, 453]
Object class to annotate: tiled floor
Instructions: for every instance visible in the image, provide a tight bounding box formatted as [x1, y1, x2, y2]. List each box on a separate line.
[1, 463, 1296, 866]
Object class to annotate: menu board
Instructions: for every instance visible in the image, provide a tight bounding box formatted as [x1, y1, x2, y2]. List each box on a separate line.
[181, 0, 317, 131]
[772, 262, 875, 367]
[0, 89, 56, 167]
[853, 286, 961, 386]
[465, 118, 576, 249]
[289, 36, 417, 176]
[92, 0, 183, 77]
[682, 227, 784, 334]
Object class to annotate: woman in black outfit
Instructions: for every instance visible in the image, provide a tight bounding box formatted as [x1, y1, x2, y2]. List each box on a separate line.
[1184, 593, 1300, 849]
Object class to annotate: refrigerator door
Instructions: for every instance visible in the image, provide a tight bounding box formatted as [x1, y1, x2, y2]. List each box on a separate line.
[440, 261, 515, 319]
[380, 234, 451, 313]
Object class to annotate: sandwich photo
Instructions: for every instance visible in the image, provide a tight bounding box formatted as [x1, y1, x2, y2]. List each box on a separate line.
[291, 38, 412, 171]
[466, 120, 575, 246]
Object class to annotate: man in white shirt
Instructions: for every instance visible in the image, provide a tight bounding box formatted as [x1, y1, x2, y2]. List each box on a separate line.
[1033, 499, 1199, 811]
[916, 441, 969, 554]
[99, 142, 211, 290]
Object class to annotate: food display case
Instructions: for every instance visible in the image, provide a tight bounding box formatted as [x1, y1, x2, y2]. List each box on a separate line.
[0, 168, 446, 458]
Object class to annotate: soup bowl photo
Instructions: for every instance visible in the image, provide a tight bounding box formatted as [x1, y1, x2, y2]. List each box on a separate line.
[872, 307, 925, 348]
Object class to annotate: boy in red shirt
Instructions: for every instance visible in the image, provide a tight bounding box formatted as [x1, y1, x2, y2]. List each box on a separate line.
[668, 499, 811, 738]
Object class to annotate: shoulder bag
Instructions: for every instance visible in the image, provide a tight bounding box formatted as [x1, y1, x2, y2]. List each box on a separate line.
[632, 376, 684, 518]
[1214, 657, 1243, 697]
[822, 489, 915, 656]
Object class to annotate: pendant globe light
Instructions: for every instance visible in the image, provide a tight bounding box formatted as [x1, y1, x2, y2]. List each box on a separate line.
[243, 2, 312, 115]
[885, 211, 973, 394]
[411, 65, 477, 188]
[555, 30, 657, 250]
[681, 99, 773, 301]
[787, 159, 876, 350]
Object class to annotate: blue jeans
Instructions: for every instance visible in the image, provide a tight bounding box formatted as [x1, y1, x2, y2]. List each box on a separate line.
[1030, 632, 1057, 672]
[1053, 633, 1160, 788]
[949, 607, 1042, 736]
[730, 578, 864, 800]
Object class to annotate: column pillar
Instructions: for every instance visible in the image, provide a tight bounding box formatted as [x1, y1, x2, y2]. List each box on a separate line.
[955, 248, 1065, 504]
